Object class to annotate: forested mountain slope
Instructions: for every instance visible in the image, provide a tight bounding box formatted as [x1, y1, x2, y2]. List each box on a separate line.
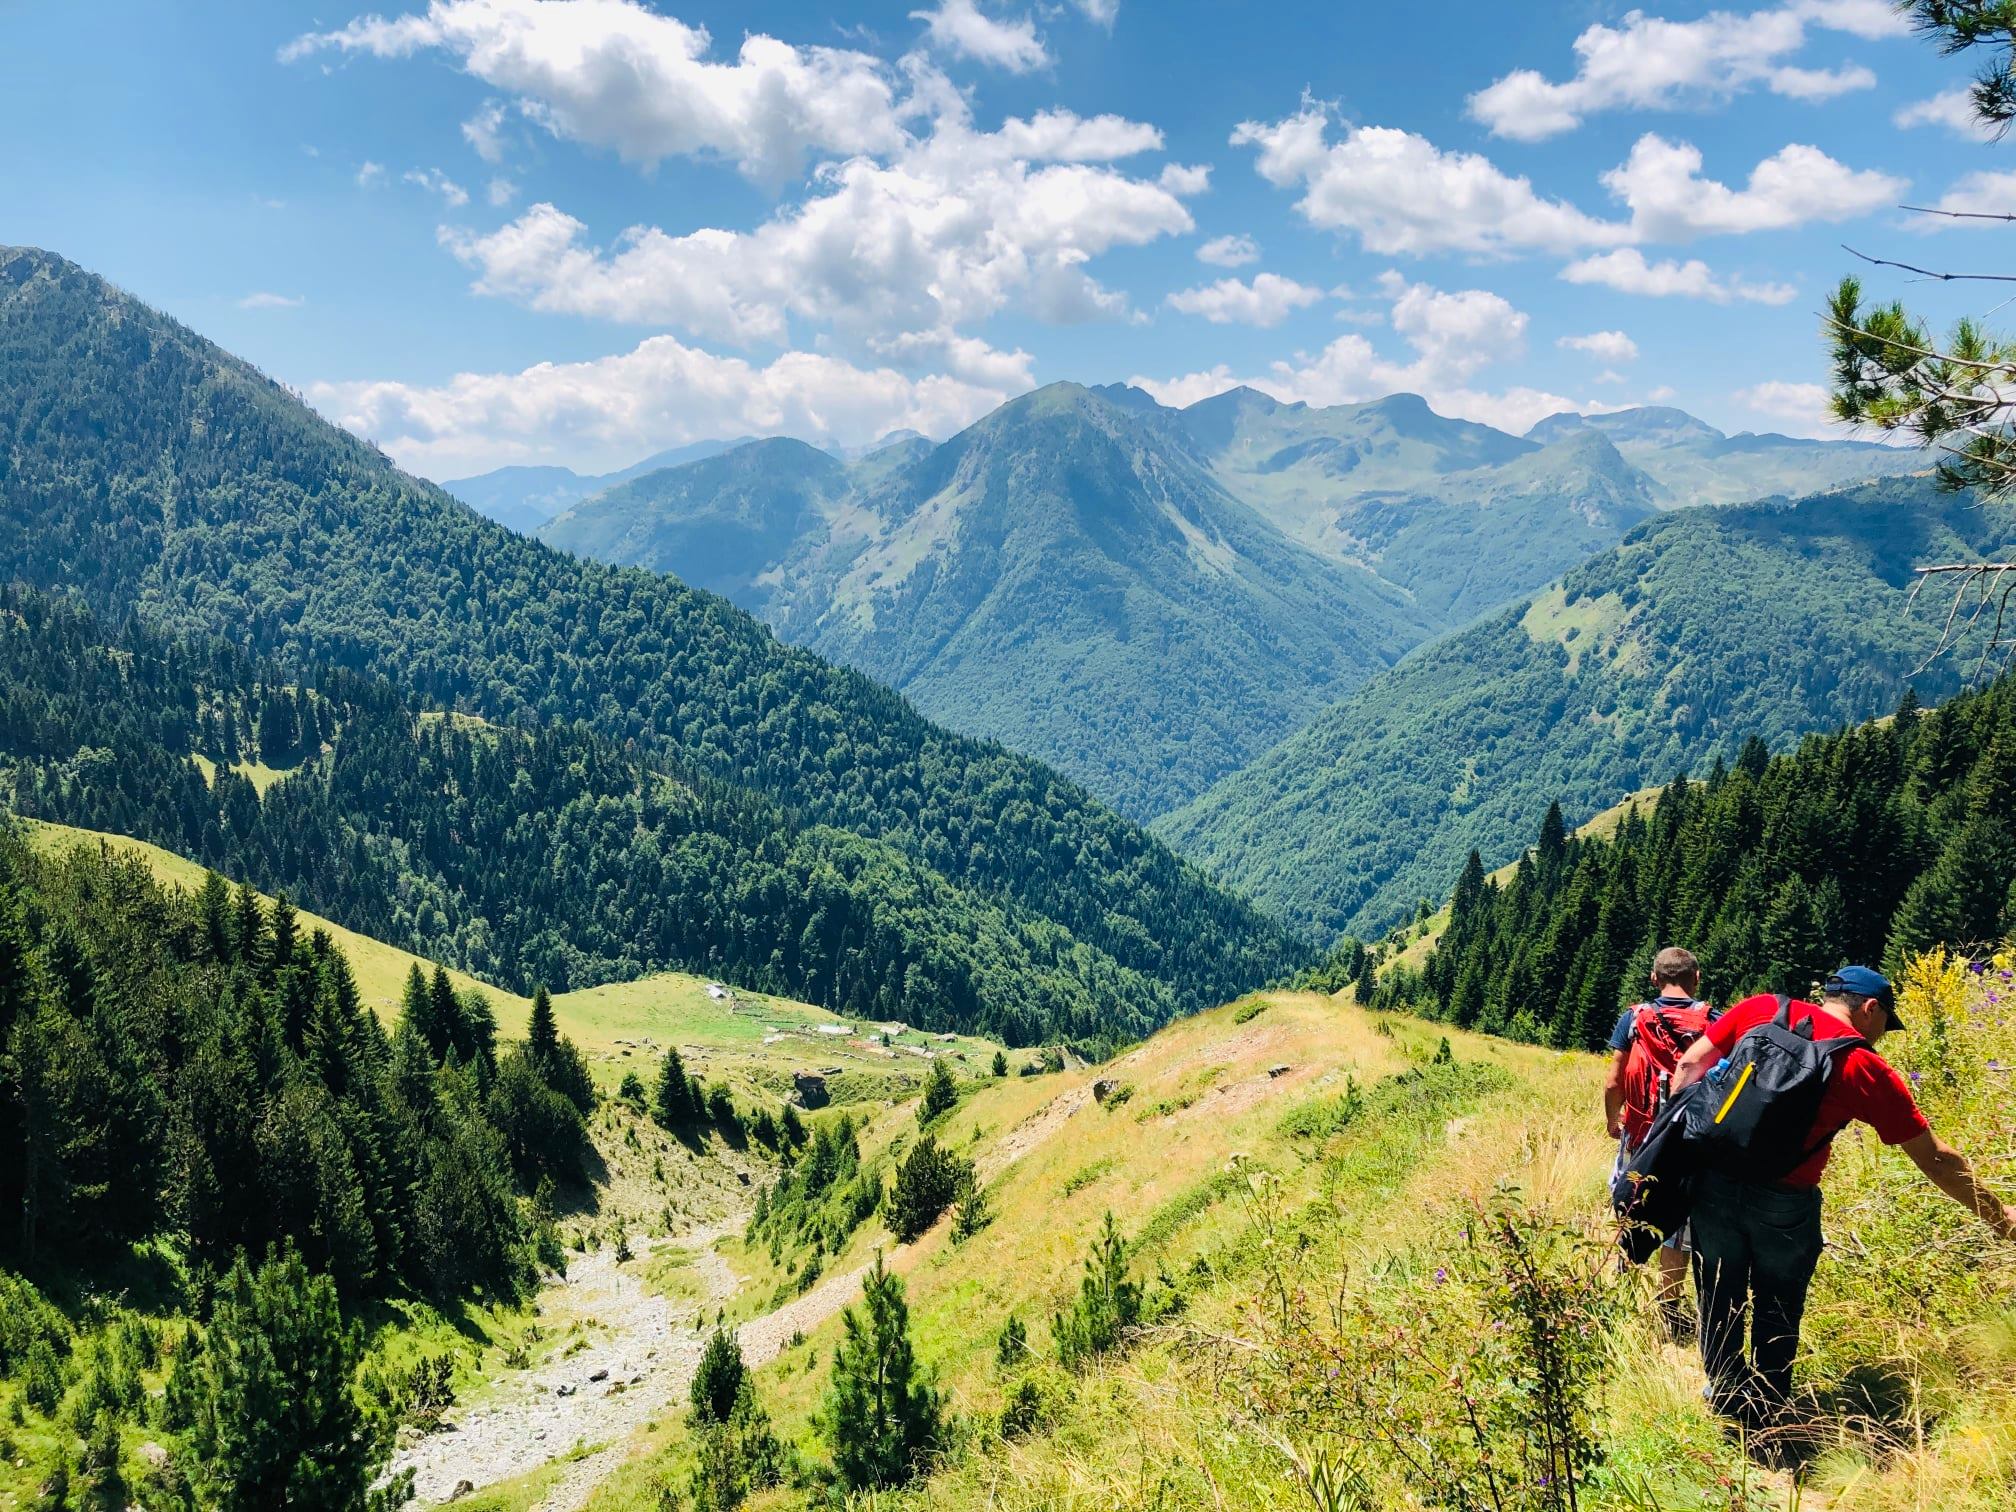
[0, 590, 1235, 1044]
[1157, 478, 2016, 941]
[1368, 674, 2016, 1048]
[542, 385, 1670, 817]
[0, 245, 1292, 1031]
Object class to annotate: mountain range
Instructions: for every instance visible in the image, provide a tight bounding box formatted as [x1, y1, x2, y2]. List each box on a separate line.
[1156, 475, 2015, 941]
[535, 383, 1914, 818]
[0, 244, 1291, 1039]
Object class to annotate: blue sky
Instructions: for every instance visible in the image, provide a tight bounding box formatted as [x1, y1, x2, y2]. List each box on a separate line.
[5, 0, 2006, 477]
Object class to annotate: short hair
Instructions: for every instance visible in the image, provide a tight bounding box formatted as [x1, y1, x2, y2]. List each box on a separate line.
[1651, 946, 1700, 987]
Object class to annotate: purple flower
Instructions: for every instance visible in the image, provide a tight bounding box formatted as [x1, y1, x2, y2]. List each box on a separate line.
[1971, 960, 1990, 975]
[1435, 1267, 1448, 1284]
[1909, 1072, 1921, 1083]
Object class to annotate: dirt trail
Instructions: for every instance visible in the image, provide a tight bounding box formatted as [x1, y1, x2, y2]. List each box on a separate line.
[394, 1222, 738, 1511]
[402, 1078, 1093, 1507]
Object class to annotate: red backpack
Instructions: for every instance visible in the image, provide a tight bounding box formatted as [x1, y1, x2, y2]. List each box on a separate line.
[1620, 999, 1711, 1148]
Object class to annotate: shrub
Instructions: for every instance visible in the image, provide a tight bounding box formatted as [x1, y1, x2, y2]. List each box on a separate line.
[917, 1059, 957, 1125]
[689, 1330, 746, 1427]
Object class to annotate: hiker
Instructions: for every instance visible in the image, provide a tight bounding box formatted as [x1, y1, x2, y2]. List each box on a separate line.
[1667, 966, 2016, 1430]
[1603, 946, 1711, 1333]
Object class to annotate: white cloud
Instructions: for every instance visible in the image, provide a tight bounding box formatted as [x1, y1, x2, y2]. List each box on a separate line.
[1560, 248, 1797, 304]
[310, 333, 1023, 478]
[238, 292, 305, 310]
[911, 0, 1048, 72]
[439, 110, 1195, 360]
[487, 176, 519, 206]
[1604, 135, 1902, 240]
[404, 167, 472, 207]
[1894, 87, 1997, 139]
[1134, 275, 1590, 434]
[1196, 233, 1260, 267]
[1468, 1, 1899, 141]
[463, 99, 508, 162]
[1927, 168, 2016, 223]
[1231, 103, 1629, 256]
[1167, 273, 1325, 327]
[1733, 378, 1840, 438]
[284, 0, 909, 184]
[356, 161, 386, 188]
[1559, 329, 1639, 363]
[1073, 0, 1119, 25]
[1767, 63, 1877, 100]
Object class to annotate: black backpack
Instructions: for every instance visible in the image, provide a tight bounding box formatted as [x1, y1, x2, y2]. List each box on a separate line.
[1688, 996, 1865, 1182]
[1612, 997, 1864, 1263]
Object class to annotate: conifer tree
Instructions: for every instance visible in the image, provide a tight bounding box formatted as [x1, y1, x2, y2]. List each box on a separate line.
[917, 1058, 957, 1125]
[526, 984, 558, 1065]
[1054, 1212, 1142, 1368]
[823, 1253, 942, 1491]
[193, 1248, 408, 1510]
[689, 1328, 746, 1426]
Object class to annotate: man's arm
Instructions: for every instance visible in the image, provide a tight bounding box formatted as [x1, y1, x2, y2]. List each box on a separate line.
[1668, 1035, 1720, 1096]
[1901, 1130, 2016, 1238]
[1603, 1052, 1629, 1138]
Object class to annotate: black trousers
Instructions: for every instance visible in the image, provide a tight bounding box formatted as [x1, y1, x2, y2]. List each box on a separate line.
[1690, 1170, 1824, 1423]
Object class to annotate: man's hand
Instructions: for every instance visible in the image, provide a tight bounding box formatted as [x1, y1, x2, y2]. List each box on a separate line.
[1992, 1203, 2016, 1241]
[1904, 1130, 2015, 1236]
[1607, 1115, 1623, 1140]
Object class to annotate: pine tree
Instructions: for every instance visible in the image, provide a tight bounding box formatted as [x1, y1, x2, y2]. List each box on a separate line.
[689, 1329, 746, 1426]
[654, 1048, 698, 1131]
[823, 1253, 942, 1491]
[398, 965, 436, 1064]
[886, 1136, 970, 1243]
[990, 1049, 1007, 1077]
[526, 985, 558, 1064]
[917, 1058, 957, 1125]
[1054, 1212, 1142, 1368]
[197, 870, 235, 964]
[194, 1249, 408, 1510]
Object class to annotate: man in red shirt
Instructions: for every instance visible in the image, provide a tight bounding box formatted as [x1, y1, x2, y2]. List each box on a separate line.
[1668, 966, 2016, 1430]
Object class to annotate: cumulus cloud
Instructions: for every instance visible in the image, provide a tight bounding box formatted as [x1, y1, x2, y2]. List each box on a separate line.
[1733, 378, 1841, 438]
[1167, 273, 1325, 327]
[487, 176, 519, 206]
[1230, 103, 1629, 256]
[1468, 1, 1902, 141]
[1560, 248, 1798, 304]
[1074, 0, 1120, 25]
[1133, 275, 1590, 434]
[283, 0, 909, 183]
[1926, 169, 2016, 224]
[356, 161, 386, 188]
[438, 110, 1196, 363]
[1894, 87, 1997, 139]
[238, 292, 305, 310]
[310, 333, 1024, 478]
[911, 0, 1049, 72]
[1604, 135, 1903, 240]
[1558, 330, 1638, 363]
[1196, 234, 1260, 267]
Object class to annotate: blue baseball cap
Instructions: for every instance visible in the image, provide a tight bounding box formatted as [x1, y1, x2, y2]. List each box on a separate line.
[1825, 966, 1901, 1028]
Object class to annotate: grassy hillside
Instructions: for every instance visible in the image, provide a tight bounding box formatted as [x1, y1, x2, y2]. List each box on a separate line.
[1159, 477, 2016, 941]
[573, 952, 2016, 1512]
[0, 245, 1292, 1040]
[19, 817, 1005, 1109]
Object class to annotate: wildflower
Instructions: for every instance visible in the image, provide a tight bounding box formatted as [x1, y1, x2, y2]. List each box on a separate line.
[1434, 1267, 1447, 1284]
[1970, 960, 1989, 975]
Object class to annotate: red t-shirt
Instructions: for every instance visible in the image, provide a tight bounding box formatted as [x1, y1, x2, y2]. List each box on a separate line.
[1703, 995, 1929, 1186]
